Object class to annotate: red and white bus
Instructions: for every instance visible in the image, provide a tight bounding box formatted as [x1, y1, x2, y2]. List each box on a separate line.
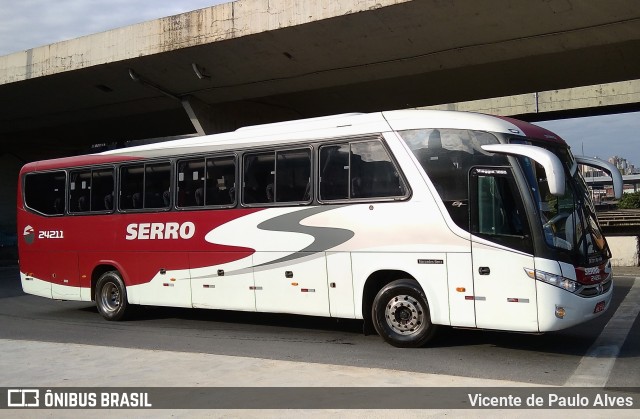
[17, 110, 623, 347]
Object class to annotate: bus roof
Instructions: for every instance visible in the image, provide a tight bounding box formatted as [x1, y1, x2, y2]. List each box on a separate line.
[21, 110, 567, 172]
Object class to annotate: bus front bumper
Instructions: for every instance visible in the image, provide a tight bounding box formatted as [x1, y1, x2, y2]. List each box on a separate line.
[536, 280, 613, 332]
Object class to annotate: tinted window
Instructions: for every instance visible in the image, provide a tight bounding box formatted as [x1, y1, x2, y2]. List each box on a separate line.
[319, 144, 349, 200]
[120, 162, 170, 210]
[319, 140, 406, 201]
[400, 129, 507, 230]
[243, 149, 311, 205]
[69, 170, 92, 212]
[243, 152, 275, 204]
[145, 163, 171, 209]
[69, 168, 114, 213]
[206, 156, 236, 206]
[350, 141, 404, 198]
[276, 149, 311, 202]
[24, 171, 66, 215]
[177, 156, 236, 207]
[92, 169, 115, 211]
[120, 165, 144, 210]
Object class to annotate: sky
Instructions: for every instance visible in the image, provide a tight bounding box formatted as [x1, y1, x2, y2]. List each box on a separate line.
[0, 1, 231, 56]
[1, 0, 639, 167]
[536, 112, 640, 167]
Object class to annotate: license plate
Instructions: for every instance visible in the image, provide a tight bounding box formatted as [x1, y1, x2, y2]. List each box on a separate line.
[594, 301, 605, 313]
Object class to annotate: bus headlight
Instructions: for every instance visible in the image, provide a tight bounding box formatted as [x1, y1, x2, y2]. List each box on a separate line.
[524, 268, 579, 293]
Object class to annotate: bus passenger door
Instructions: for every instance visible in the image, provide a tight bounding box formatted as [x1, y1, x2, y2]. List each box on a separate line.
[253, 252, 329, 316]
[469, 167, 538, 332]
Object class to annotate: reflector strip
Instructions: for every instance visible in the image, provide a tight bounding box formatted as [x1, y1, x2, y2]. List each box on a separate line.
[163, 283, 174, 287]
[203, 284, 215, 288]
[465, 296, 486, 301]
[507, 298, 529, 303]
[301, 288, 315, 293]
[249, 286, 263, 290]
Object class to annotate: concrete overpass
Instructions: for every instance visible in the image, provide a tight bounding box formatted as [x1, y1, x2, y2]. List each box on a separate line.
[2, 0, 640, 253]
[586, 174, 640, 193]
[2, 0, 640, 154]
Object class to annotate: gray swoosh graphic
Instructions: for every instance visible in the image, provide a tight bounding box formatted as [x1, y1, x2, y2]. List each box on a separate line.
[255, 205, 354, 267]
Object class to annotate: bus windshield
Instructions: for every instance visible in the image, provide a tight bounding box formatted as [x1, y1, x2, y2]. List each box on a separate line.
[512, 139, 610, 265]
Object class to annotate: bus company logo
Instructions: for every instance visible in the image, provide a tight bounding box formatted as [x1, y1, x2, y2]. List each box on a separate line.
[23, 225, 35, 245]
[126, 222, 196, 240]
[7, 389, 39, 407]
[584, 266, 600, 276]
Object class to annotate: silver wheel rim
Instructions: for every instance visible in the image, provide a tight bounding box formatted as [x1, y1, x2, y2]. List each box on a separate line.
[384, 294, 426, 335]
[100, 281, 121, 313]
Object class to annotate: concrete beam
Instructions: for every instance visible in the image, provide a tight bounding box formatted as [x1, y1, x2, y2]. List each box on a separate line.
[419, 79, 640, 118]
[538, 80, 640, 114]
[0, 0, 408, 84]
[3, 0, 640, 145]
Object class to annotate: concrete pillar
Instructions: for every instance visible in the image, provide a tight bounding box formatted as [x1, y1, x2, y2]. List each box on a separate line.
[181, 95, 215, 136]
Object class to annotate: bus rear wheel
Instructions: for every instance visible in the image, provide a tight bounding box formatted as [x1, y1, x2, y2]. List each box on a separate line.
[95, 271, 129, 321]
[372, 279, 437, 348]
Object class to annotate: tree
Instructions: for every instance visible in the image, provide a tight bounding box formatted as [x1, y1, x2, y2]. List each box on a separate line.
[618, 191, 640, 209]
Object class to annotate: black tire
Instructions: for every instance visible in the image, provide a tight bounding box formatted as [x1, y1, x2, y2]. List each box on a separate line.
[95, 271, 129, 321]
[372, 279, 437, 348]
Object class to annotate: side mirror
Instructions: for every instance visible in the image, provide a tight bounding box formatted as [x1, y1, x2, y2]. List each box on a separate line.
[481, 144, 566, 196]
[575, 156, 624, 199]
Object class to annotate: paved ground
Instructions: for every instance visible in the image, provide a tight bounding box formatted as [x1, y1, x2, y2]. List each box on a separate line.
[1, 338, 638, 418]
[1, 264, 638, 417]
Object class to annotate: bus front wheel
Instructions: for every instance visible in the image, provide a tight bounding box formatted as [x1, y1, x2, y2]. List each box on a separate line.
[372, 279, 437, 347]
[95, 271, 129, 321]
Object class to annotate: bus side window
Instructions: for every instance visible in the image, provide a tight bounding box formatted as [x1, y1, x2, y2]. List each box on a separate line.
[206, 156, 236, 206]
[119, 165, 144, 210]
[24, 171, 66, 215]
[319, 144, 349, 200]
[420, 130, 456, 199]
[320, 140, 405, 201]
[69, 170, 91, 213]
[276, 149, 311, 203]
[145, 162, 171, 209]
[177, 159, 205, 207]
[91, 168, 114, 212]
[243, 153, 274, 205]
[350, 140, 404, 198]
[177, 156, 236, 208]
